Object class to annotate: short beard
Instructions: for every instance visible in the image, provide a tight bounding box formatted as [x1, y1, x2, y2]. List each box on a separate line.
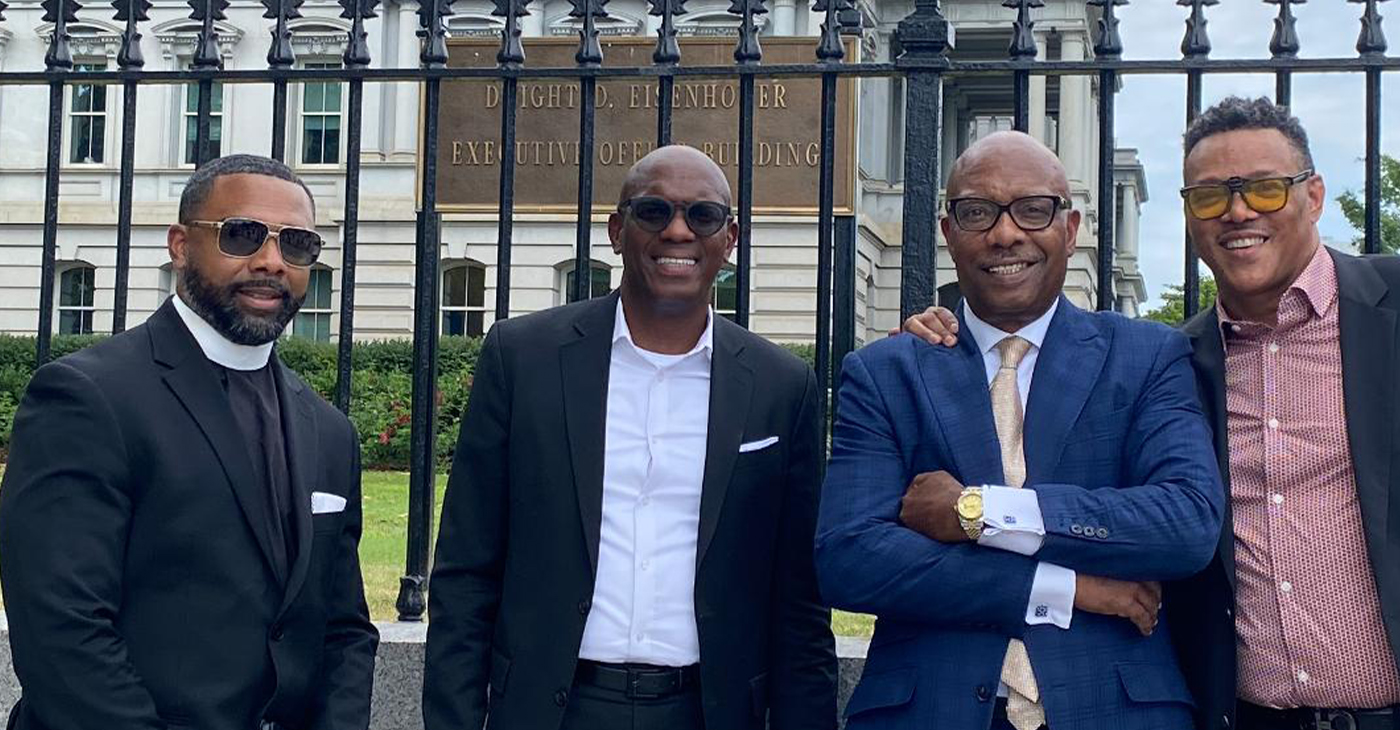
[177, 263, 303, 346]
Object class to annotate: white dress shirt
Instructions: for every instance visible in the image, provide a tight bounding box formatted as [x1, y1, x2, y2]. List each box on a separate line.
[577, 300, 713, 666]
[962, 301, 1076, 631]
[171, 294, 274, 371]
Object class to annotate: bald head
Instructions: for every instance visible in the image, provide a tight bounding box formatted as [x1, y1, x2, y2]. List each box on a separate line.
[619, 145, 732, 207]
[946, 131, 1069, 200]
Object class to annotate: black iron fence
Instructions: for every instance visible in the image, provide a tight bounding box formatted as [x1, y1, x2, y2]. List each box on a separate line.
[0, 0, 1394, 621]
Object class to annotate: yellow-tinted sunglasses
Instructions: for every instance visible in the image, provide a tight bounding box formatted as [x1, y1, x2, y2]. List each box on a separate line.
[1180, 169, 1313, 220]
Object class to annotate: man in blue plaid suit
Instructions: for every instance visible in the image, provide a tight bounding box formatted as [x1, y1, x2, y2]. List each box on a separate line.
[815, 132, 1224, 730]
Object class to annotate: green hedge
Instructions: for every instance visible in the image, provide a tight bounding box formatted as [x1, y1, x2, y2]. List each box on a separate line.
[0, 334, 816, 470]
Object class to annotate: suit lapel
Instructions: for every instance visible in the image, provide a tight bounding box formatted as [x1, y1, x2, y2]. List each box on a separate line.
[1334, 251, 1396, 621]
[1182, 306, 1236, 591]
[150, 303, 286, 584]
[1022, 300, 1107, 483]
[696, 319, 753, 570]
[275, 357, 317, 611]
[560, 295, 618, 576]
[916, 309, 1004, 486]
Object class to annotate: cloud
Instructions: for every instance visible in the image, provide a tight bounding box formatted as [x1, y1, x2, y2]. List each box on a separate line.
[1113, 3, 1398, 308]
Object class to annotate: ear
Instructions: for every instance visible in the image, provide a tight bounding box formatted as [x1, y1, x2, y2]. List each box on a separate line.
[607, 211, 624, 254]
[1305, 173, 1326, 224]
[1064, 209, 1081, 255]
[167, 224, 189, 269]
[939, 215, 953, 252]
[723, 218, 738, 260]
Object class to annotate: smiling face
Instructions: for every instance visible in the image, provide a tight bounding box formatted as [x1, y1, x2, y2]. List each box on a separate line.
[167, 173, 314, 345]
[941, 132, 1080, 333]
[1183, 127, 1325, 323]
[609, 146, 737, 314]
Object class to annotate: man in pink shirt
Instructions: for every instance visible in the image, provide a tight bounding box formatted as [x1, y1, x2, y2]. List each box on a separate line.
[903, 97, 1400, 730]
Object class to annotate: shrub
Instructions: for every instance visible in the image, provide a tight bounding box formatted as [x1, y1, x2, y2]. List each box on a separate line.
[0, 333, 815, 470]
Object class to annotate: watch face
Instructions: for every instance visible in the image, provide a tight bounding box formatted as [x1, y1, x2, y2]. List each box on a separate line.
[956, 491, 983, 520]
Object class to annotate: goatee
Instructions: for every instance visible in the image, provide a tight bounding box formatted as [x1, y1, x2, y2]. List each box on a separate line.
[177, 263, 304, 346]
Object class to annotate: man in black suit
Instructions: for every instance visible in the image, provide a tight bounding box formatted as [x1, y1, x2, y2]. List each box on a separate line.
[1164, 97, 1400, 730]
[422, 144, 837, 730]
[0, 154, 378, 730]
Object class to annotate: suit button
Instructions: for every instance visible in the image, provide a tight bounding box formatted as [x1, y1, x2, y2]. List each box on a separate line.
[976, 685, 991, 702]
[270, 626, 284, 642]
[1225, 608, 1233, 619]
[1070, 524, 1083, 535]
[554, 689, 569, 707]
[578, 599, 591, 615]
[1095, 527, 1109, 539]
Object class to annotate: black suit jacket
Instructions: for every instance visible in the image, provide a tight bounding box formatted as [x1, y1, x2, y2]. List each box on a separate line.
[422, 292, 838, 730]
[0, 301, 378, 730]
[1167, 248, 1400, 729]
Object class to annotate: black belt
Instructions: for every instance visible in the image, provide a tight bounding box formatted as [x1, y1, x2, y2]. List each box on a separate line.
[1239, 702, 1400, 730]
[574, 660, 700, 700]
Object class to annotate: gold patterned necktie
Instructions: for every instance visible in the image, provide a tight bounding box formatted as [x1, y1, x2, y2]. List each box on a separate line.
[991, 335, 1044, 730]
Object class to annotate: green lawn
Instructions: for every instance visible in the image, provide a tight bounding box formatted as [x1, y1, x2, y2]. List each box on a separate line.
[359, 471, 875, 637]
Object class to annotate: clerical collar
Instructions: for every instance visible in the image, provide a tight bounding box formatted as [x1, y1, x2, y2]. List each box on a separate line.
[171, 294, 274, 371]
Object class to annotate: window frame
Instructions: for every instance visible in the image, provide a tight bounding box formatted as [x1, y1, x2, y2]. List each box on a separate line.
[56, 263, 97, 335]
[441, 260, 488, 337]
[711, 263, 737, 322]
[556, 260, 613, 305]
[295, 59, 346, 168]
[64, 60, 112, 167]
[180, 69, 225, 166]
[291, 265, 334, 342]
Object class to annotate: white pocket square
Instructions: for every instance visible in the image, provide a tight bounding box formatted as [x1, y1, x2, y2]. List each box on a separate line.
[738, 436, 780, 453]
[311, 492, 348, 515]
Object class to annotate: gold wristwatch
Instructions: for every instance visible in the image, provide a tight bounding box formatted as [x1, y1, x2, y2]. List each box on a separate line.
[955, 486, 985, 540]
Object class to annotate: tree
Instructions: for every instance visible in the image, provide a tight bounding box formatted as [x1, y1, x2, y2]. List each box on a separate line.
[1337, 154, 1400, 254]
[1142, 277, 1218, 327]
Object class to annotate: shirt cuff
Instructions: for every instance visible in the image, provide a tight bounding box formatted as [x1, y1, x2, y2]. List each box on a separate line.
[977, 485, 1046, 556]
[1026, 562, 1076, 629]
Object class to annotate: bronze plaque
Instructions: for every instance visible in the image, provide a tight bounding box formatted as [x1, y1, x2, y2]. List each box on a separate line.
[434, 36, 857, 215]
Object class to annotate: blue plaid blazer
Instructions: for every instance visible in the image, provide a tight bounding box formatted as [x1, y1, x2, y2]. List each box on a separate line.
[816, 297, 1224, 730]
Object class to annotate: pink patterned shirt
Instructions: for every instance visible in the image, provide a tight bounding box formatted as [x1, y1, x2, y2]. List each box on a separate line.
[1221, 245, 1400, 708]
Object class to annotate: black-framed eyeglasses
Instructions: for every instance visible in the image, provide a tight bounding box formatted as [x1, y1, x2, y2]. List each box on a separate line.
[620, 196, 732, 237]
[1179, 169, 1314, 220]
[186, 217, 323, 268]
[947, 195, 1072, 233]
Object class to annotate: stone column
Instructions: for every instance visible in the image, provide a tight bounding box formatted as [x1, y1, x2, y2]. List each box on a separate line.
[1057, 31, 1087, 186]
[525, 0, 547, 36]
[394, 0, 422, 159]
[1120, 184, 1139, 260]
[1028, 31, 1047, 145]
[774, 0, 797, 36]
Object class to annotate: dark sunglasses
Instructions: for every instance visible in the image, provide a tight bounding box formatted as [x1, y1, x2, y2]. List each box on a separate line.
[620, 196, 732, 237]
[947, 195, 1072, 233]
[186, 217, 323, 268]
[1179, 169, 1314, 220]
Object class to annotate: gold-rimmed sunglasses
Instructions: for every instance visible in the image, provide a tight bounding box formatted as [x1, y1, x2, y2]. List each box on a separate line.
[185, 217, 323, 268]
[1179, 169, 1314, 221]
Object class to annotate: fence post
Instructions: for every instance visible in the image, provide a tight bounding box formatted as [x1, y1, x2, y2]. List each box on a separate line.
[894, 0, 950, 321]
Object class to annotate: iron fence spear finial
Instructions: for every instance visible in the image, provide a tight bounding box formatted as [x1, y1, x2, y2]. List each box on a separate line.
[569, 0, 607, 65]
[262, 0, 303, 68]
[1088, 0, 1127, 59]
[1178, 0, 1219, 59]
[1003, 0, 1043, 60]
[1264, 0, 1305, 59]
[187, 0, 228, 69]
[730, 0, 766, 63]
[493, 0, 529, 66]
[112, 0, 151, 68]
[42, 0, 82, 70]
[648, 0, 684, 64]
[416, 0, 456, 67]
[338, 0, 379, 67]
[1349, 0, 1389, 56]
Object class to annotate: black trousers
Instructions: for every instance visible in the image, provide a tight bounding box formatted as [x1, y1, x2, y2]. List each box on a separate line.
[559, 679, 704, 730]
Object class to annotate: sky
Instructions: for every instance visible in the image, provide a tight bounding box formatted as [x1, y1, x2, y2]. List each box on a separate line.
[1112, 1, 1398, 309]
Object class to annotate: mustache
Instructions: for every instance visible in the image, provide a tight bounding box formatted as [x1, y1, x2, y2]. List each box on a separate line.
[229, 278, 292, 300]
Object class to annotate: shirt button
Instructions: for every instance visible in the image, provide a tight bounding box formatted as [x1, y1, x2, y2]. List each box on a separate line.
[1268, 342, 1280, 353]
[555, 689, 569, 707]
[1268, 418, 1280, 430]
[1231, 324, 1242, 333]
[1297, 670, 1310, 683]
[1271, 493, 1284, 505]
[1280, 581, 1292, 593]
[640, 559, 650, 571]
[640, 495, 651, 507]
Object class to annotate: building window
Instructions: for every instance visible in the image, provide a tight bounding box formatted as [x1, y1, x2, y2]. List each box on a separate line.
[58, 265, 96, 335]
[560, 260, 612, 304]
[442, 261, 487, 337]
[292, 266, 333, 342]
[158, 263, 175, 305]
[183, 77, 223, 164]
[300, 62, 342, 165]
[68, 63, 107, 164]
[712, 264, 737, 322]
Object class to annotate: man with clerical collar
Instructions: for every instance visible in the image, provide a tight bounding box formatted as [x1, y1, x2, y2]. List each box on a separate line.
[0, 154, 378, 730]
[817, 131, 1222, 730]
[423, 144, 837, 730]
